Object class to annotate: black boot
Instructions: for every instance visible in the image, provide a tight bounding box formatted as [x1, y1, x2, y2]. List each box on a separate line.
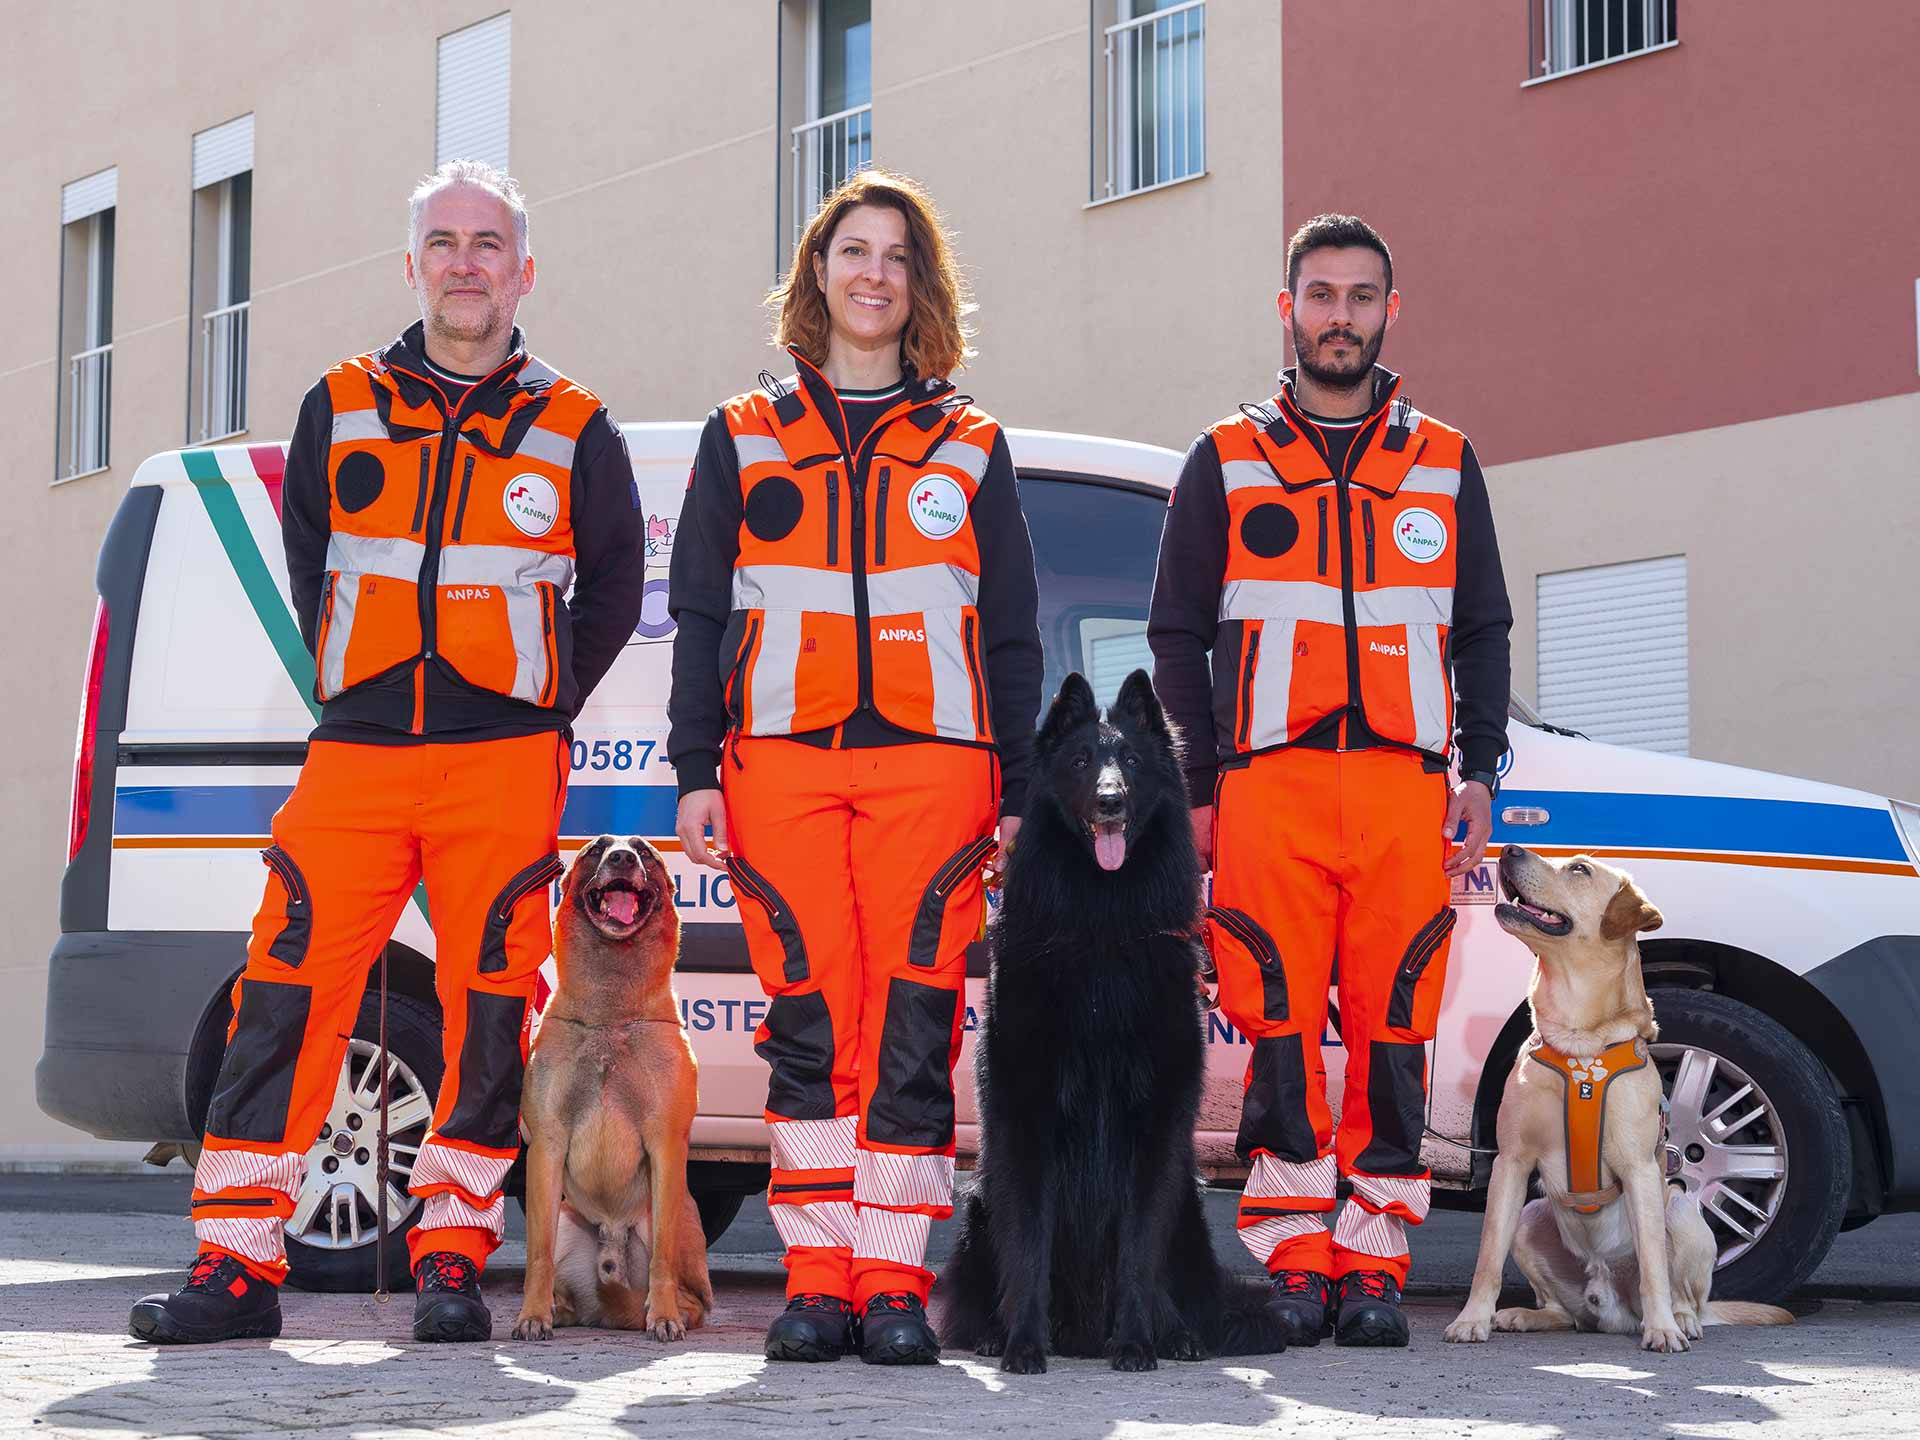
[128, 1252, 283, 1345]
[1334, 1270, 1410, 1348]
[413, 1251, 491, 1342]
[1266, 1269, 1334, 1347]
[765, 1293, 858, 1362]
[860, 1293, 940, 1365]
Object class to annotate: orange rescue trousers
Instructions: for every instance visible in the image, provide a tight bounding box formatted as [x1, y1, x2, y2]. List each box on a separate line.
[723, 737, 996, 1308]
[191, 734, 567, 1284]
[1207, 746, 1455, 1287]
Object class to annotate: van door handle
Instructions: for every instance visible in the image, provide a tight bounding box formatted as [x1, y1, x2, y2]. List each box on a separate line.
[1501, 806, 1550, 826]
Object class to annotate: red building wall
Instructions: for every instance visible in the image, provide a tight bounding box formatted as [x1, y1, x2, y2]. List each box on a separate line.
[1280, 1, 1920, 462]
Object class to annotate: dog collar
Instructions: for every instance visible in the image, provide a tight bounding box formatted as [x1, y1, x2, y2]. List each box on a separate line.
[1528, 1036, 1650, 1213]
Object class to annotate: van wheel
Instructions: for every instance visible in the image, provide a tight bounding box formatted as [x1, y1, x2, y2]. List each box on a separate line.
[283, 992, 443, 1293]
[1649, 987, 1850, 1302]
[687, 1161, 768, 1246]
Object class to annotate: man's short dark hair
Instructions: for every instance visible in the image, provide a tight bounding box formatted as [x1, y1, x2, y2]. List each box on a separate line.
[1286, 214, 1393, 294]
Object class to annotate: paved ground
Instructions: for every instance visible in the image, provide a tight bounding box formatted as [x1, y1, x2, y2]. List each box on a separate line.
[4, 1174, 1918, 1438]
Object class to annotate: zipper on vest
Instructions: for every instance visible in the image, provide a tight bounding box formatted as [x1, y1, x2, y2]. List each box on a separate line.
[1236, 627, 1260, 747]
[411, 445, 430, 534]
[962, 612, 987, 734]
[1362, 499, 1377, 584]
[874, 467, 891, 566]
[450, 454, 477, 543]
[1316, 497, 1329, 576]
[825, 471, 839, 567]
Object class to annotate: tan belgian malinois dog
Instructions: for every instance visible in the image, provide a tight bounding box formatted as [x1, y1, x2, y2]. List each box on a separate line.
[511, 835, 712, 1341]
[1444, 846, 1790, 1353]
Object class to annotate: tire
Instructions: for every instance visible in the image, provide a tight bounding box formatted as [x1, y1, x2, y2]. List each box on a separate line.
[693, 1189, 746, 1245]
[1649, 987, 1850, 1302]
[283, 992, 444, 1293]
[688, 1160, 768, 1246]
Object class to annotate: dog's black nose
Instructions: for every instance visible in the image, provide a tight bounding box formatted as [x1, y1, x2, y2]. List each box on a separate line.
[601, 847, 640, 872]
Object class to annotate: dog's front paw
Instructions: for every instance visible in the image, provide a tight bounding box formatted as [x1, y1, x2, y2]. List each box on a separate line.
[647, 1309, 687, 1343]
[1641, 1319, 1690, 1354]
[974, 1329, 1007, 1358]
[1000, 1335, 1047, 1374]
[511, 1310, 554, 1342]
[1107, 1338, 1157, 1372]
[1674, 1307, 1703, 1340]
[1158, 1327, 1206, 1362]
[1444, 1310, 1492, 1344]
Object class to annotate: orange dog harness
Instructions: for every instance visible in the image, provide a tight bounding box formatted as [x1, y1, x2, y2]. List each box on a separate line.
[1528, 1037, 1650, 1213]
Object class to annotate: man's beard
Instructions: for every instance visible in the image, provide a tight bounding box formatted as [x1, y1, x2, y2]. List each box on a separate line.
[427, 294, 509, 348]
[1291, 317, 1385, 393]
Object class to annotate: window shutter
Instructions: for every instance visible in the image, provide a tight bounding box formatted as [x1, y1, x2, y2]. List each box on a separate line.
[436, 13, 512, 170]
[1537, 555, 1688, 754]
[62, 167, 118, 224]
[193, 114, 254, 189]
[1085, 625, 1154, 709]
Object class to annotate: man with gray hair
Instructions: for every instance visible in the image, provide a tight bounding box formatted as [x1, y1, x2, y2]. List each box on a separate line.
[130, 161, 644, 1345]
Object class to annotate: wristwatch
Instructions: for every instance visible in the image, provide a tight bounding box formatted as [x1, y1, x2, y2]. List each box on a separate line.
[1461, 768, 1500, 797]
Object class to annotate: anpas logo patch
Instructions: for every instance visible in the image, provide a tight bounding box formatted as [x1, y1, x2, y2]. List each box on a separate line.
[908, 475, 968, 540]
[1393, 506, 1447, 564]
[503, 474, 560, 538]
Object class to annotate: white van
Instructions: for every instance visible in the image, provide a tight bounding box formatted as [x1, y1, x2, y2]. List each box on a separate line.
[39, 427, 1920, 1299]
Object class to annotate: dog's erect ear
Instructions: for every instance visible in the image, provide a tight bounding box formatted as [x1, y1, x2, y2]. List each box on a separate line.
[1599, 876, 1664, 939]
[1109, 668, 1168, 740]
[1036, 672, 1098, 759]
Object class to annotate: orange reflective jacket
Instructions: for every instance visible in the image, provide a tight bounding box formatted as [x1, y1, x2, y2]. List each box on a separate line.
[315, 351, 602, 711]
[1208, 379, 1467, 762]
[719, 360, 999, 743]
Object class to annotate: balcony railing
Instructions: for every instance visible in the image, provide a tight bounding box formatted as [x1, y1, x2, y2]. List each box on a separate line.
[64, 342, 112, 479]
[1102, 0, 1206, 202]
[201, 299, 250, 441]
[1530, 0, 1677, 83]
[792, 102, 873, 248]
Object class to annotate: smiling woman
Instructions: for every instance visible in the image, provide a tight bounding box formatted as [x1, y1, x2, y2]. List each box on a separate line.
[665, 169, 1043, 1364]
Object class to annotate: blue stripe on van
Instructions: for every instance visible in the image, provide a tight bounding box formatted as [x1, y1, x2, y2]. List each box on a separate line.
[114, 783, 681, 839]
[1492, 790, 1907, 863]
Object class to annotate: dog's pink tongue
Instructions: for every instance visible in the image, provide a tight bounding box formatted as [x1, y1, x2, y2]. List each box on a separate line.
[1094, 826, 1127, 872]
[602, 889, 641, 925]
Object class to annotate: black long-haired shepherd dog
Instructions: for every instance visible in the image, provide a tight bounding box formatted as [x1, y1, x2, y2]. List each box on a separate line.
[941, 669, 1284, 1372]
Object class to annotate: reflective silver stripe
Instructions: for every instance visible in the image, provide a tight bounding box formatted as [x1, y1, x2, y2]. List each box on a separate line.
[1407, 622, 1450, 755]
[503, 587, 549, 705]
[518, 358, 561, 389]
[1356, 585, 1453, 627]
[1220, 579, 1344, 626]
[928, 437, 990, 484]
[1399, 465, 1460, 499]
[515, 426, 576, 472]
[326, 534, 426, 581]
[733, 434, 789, 472]
[330, 410, 386, 445]
[744, 610, 802, 734]
[923, 609, 978, 739]
[438, 545, 574, 589]
[732, 564, 857, 615]
[1222, 458, 1282, 494]
[866, 563, 979, 616]
[1246, 617, 1297, 749]
[318, 577, 355, 699]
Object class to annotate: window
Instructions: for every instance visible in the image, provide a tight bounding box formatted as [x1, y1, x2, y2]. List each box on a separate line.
[1537, 556, 1688, 754]
[57, 168, 116, 481]
[792, 0, 871, 246]
[1529, 0, 1677, 83]
[1093, 0, 1205, 203]
[190, 114, 253, 442]
[437, 12, 512, 169]
[1020, 476, 1164, 712]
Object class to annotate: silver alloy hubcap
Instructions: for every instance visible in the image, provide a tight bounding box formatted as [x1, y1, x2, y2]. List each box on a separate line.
[1652, 1043, 1788, 1268]
[285, 1039, 433, 1250]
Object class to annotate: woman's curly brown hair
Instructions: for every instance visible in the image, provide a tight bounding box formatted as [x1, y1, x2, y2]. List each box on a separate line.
[769, 169, 976, 379]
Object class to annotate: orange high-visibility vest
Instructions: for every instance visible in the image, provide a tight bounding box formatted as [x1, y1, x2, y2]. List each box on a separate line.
[720, 361, 999, 743]
[1208, 382, 1467, 762]
[315, 351, 602, 710]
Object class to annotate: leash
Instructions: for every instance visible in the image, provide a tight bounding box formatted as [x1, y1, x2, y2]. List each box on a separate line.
[374, 944, 391, 1304]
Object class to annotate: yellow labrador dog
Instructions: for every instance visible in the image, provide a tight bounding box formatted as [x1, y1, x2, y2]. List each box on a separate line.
[1444, 847, 1790, 1352]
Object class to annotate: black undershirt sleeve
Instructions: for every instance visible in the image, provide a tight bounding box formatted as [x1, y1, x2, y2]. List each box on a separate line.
[1448, 439, 1514, 776]
[666, 410, 744, 798]
[565, 413, 646, 710]
[1147, 434, 1231, 806]
[282, 383, 334, 658]
[971, 430, 1043, 817]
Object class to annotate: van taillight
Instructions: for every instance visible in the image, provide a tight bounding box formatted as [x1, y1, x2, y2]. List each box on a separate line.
[68, 599, 110, 863]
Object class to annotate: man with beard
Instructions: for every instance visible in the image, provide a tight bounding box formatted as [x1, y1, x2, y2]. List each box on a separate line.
[129, 161, 644, 1345]
[1148, 214, 1511, 1349]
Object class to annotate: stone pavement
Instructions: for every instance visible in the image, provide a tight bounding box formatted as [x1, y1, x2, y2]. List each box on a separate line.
[5, 1205, 1919, 1438]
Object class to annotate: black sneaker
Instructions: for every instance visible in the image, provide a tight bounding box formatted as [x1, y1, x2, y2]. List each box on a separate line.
[128, 1251, 283, 1345]
[1266, 1269, 1334, 1347]
[413, 1251, 491, 1343]
[765, 1293, 858, 1362]
[860, 1292, 940, 1365]
[1334, 1270, 1410, 1348]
